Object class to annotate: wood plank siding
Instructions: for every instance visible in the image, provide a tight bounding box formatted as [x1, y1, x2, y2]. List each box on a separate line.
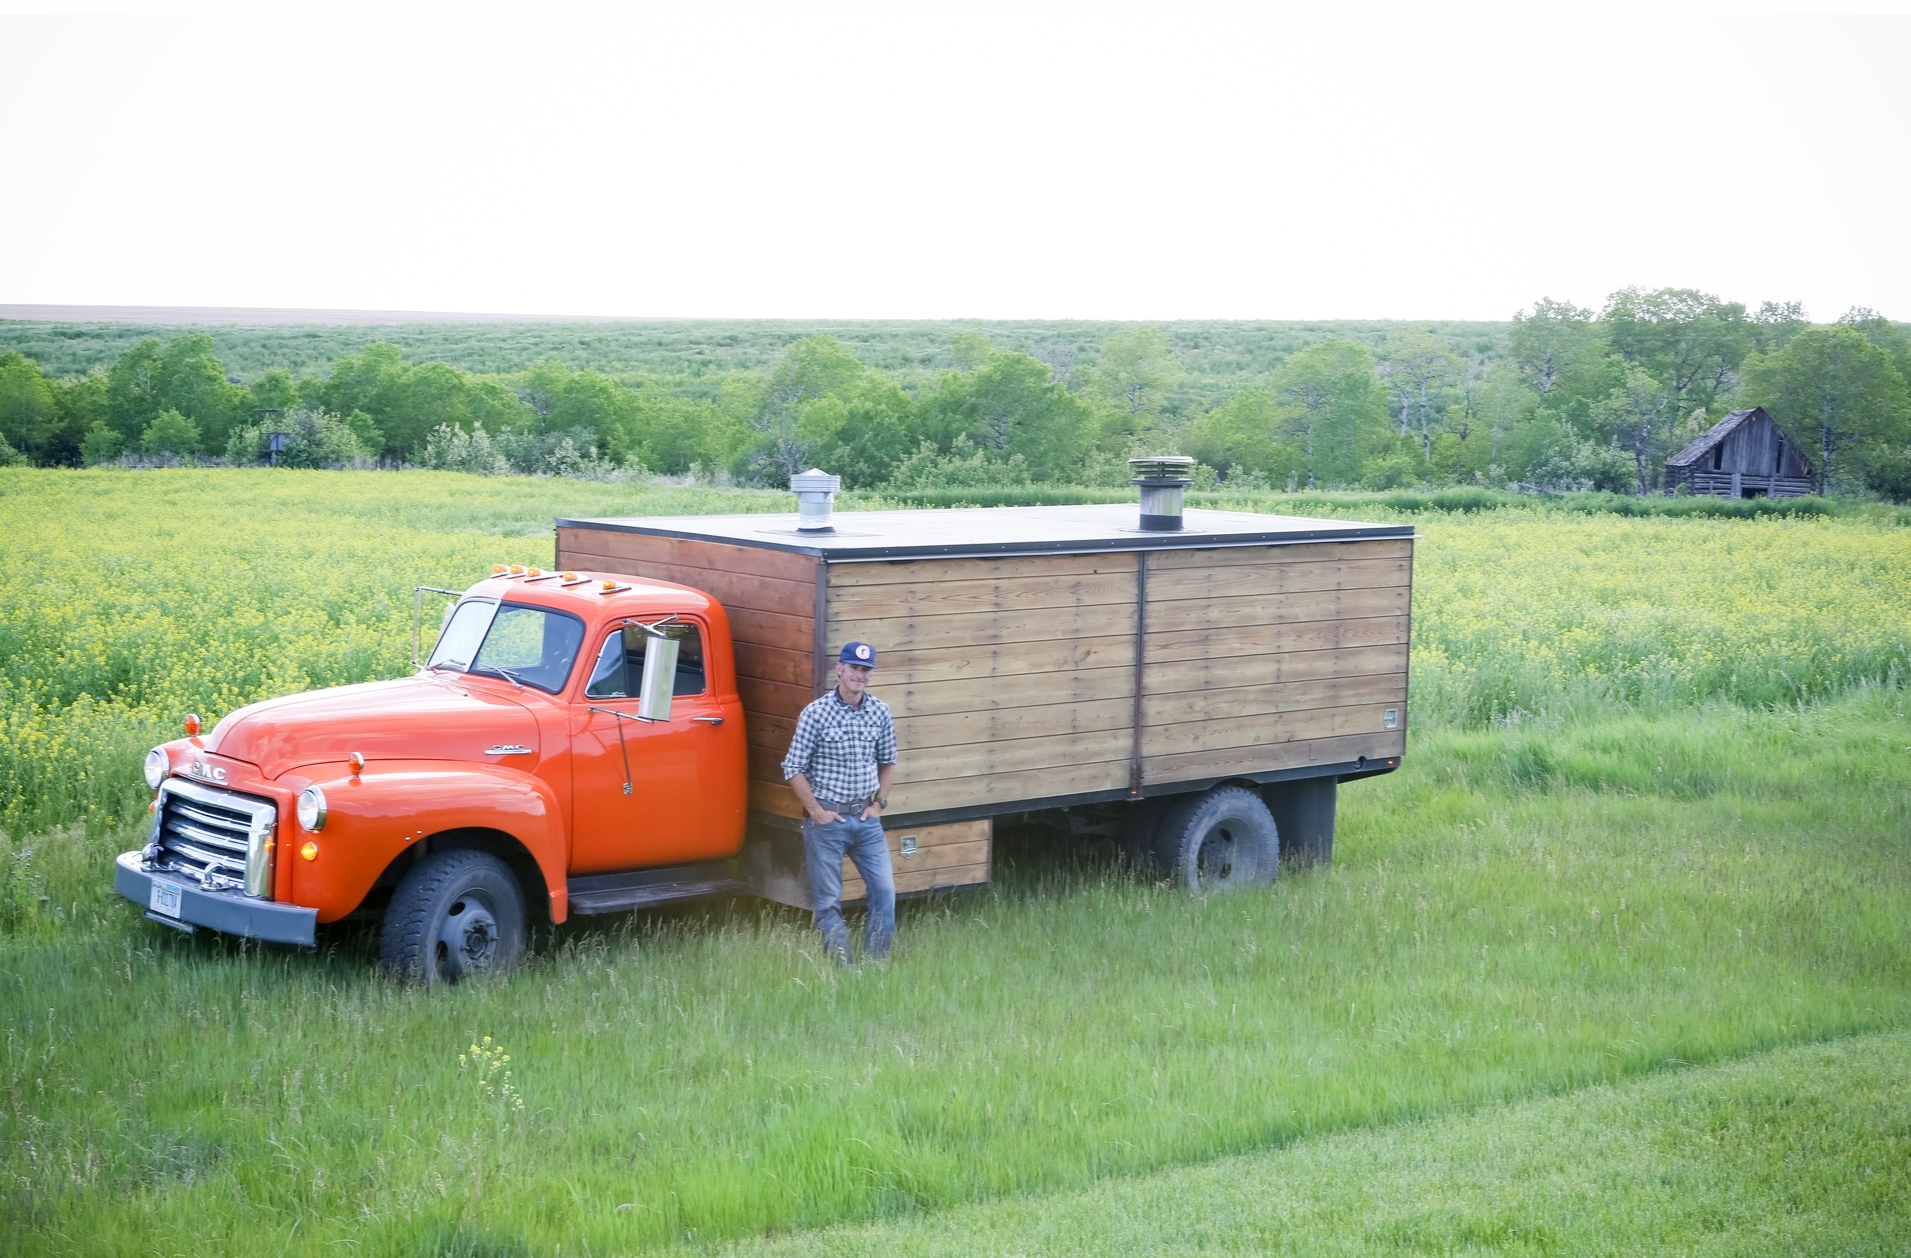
[827, 552, 1139, 816]
[560, 520, 1411, 825]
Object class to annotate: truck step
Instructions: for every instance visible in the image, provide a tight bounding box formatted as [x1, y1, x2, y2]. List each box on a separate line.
[566, 865, 747, 916]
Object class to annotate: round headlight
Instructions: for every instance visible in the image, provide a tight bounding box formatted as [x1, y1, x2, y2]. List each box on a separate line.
[297, 786, 327, 832]
[143, 747, 169, 790]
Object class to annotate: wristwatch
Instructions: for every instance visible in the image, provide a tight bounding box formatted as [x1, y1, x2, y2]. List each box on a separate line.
[874, 795, 888, 808]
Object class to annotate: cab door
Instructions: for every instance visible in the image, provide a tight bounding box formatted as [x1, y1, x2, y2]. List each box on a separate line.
[568, 619, 731, 873]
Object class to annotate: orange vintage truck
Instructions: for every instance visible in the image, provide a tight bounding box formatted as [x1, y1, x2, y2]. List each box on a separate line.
[116, 465, 1413, 981]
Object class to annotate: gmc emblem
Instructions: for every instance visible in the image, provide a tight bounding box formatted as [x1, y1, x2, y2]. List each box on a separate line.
[189, 760, 228, 783]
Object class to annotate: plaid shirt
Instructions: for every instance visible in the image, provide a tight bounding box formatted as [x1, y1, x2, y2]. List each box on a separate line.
[781, 688, 898, 804]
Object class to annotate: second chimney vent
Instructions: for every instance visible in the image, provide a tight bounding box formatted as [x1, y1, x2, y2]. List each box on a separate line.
[1129, 456, 1195, 531]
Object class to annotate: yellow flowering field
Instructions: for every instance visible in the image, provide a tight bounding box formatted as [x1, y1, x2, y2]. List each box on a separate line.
[1408, 511, 1911, 726]
[0, 467, 1906, 837]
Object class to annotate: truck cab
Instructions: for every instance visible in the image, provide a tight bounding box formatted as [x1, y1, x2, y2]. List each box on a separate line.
[116, 567, 748, 981]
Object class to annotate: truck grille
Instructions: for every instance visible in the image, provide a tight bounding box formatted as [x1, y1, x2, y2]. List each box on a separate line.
[149, 779, 277, 895]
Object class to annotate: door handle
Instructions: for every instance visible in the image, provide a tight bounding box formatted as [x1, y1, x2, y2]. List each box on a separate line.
[691, 716, 724, 725]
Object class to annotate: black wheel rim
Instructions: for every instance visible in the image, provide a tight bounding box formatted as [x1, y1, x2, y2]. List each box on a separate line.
[1191, 818, 1257, 892]
[435, 888, 501, 982]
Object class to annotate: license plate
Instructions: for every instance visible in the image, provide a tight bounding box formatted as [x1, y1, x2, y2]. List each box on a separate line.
[149, 880, 183, 918]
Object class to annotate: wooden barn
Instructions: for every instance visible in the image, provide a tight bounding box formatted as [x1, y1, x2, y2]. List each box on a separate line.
[1664, 407, 1814, 498]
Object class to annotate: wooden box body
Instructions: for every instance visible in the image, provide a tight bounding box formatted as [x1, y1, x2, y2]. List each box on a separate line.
[556, 505, 1413, 837]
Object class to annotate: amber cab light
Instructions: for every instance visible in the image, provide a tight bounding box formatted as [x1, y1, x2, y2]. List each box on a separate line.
[348, 751, 365, 776]
[527, 567, 542, 577]
[184, 713, 201, 737]
[492, 564, 507, 575]
[300, 841, 319, 861]
[602, 580, 617, 590]
[510, 564, 525, 575]
[561, 572, 577, 581]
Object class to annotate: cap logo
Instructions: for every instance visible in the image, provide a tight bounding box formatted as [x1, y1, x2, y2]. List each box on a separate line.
[855, 644, 871, 660]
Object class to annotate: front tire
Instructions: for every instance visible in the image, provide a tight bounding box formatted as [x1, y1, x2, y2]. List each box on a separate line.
[380, 850, 525, 984]
[1155, 786, 1279, 894]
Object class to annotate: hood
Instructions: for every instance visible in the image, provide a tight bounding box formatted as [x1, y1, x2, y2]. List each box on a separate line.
[206, 675, 539, 779]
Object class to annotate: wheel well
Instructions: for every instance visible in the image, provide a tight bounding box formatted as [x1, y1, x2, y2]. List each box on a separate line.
[367, 828, 550, 923]
[428, 828, 549, 920]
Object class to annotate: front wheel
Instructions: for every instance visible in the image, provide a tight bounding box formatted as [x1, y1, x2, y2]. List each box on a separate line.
[1155, 786, 1279, 894]
[380, 850, 525, 984]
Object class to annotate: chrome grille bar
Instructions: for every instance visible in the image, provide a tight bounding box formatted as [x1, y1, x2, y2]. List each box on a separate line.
[148, 778, 278, 899]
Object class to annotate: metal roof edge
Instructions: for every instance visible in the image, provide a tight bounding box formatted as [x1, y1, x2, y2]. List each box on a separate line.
[555, 514, 1415, 562]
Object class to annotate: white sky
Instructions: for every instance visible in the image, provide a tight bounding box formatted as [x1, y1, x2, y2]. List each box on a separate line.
[3, 6, 1908, 322]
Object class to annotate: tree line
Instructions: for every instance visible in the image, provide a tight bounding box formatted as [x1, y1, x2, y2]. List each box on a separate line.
[1, 290, 1906, 498]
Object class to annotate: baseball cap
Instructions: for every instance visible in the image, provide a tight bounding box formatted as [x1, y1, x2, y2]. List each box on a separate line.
[839, 641, 877, 666]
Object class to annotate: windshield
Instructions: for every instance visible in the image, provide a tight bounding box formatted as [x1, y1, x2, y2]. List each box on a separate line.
[467, 605, 586, 694]
[426, 599, 499, 672]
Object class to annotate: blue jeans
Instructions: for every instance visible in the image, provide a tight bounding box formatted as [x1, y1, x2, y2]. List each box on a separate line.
[802, 813, 895, 961]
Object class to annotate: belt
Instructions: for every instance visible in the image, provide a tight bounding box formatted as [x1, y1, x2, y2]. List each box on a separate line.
[815, 796, 871, 814]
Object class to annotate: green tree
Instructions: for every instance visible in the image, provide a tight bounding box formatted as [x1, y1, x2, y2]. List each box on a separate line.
[805, 375, 919, 489]
[48, 370, 109, 467]
[1601, 287, 1754, 414]
[1382, 331, 1462, 462]
[140, 409, 201, 457]
[918, 349, 1094, 483]
[104, 338, 166, 447]
[747, 336, 866, 481]
[1742, 325, 1910, 494]
[154, 333, 242, 450]
[1088, 327, 1184, 439]
[0, 353, 59, 463]
[80, 422, 121, 466]
[1587, 365, 1678, 495]
[1277, 340, 1388, 488]
[1508, 299, 1608, 408]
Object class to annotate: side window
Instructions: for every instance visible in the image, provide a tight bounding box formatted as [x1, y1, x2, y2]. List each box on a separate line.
[584, 624, 706, 700]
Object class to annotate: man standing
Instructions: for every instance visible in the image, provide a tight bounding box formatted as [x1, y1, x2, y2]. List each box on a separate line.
[781, 642, 898, 965]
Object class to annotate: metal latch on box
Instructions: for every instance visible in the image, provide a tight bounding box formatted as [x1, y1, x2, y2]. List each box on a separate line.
[899, 835, 919, 859]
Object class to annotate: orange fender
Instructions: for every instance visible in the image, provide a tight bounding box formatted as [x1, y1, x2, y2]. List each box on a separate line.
[280, 761, 570, 924]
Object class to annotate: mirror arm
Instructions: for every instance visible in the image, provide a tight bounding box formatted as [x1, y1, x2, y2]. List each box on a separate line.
[586, 706, 657, 795]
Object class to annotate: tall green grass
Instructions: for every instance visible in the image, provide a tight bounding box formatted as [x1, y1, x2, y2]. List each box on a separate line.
[2, 691, 1907, 1254]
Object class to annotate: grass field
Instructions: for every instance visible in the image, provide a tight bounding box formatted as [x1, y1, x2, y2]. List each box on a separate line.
[0, 467, 1907, 1255]
[728, 1028, 1911, 1256]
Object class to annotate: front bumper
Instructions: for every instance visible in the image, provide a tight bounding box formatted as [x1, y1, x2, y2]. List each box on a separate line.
[115, 851, 317, 946]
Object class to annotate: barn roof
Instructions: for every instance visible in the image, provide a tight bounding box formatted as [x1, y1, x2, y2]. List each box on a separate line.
[1666, 407, 1766, 469]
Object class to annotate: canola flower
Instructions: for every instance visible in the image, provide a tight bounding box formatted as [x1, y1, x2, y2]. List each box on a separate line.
[0, 467, 1906, 838]
[459, 1035, 525, 1112]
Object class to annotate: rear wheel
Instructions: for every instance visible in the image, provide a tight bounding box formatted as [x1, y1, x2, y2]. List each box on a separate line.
[1155, 786, 1279, 893]
[380, 850, 525, 984]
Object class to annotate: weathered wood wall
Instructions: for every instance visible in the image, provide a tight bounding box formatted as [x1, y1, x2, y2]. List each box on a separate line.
[554, 526, 822, 819]
[825, 552, 1140, 817]
[559, 527, 1412, 824]
[1139, 540, 1410, 783]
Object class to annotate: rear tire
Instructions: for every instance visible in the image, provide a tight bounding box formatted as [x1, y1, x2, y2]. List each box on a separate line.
[380, 850, 525, 985]
[1155, 786, 1279, 893]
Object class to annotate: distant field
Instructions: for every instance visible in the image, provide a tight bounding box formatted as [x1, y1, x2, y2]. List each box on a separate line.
[0, 467, 1905, 1256]
[0, 314, 1512, 391]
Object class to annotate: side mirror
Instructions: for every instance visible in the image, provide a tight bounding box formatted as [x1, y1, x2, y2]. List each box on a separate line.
[633, 627, 681, 722]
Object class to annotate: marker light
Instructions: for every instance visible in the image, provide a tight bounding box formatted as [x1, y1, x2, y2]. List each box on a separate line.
[527, 567, 542, 577]
[143, 746, 169, 789]
[602, 580, 617, 590]
[493, 564, 507, 575]
[348, 751, 365, 776]
[562, 572, 576, 581]
[510, 564, 525, 575]
[297, 786, 328, 831]
[184, 713, 201, 737]
[300, 841, 319, 861]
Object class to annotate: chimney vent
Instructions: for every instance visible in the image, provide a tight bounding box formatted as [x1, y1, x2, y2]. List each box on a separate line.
[1129, 456, 1195, 531]
[789, 468, 841, 532]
